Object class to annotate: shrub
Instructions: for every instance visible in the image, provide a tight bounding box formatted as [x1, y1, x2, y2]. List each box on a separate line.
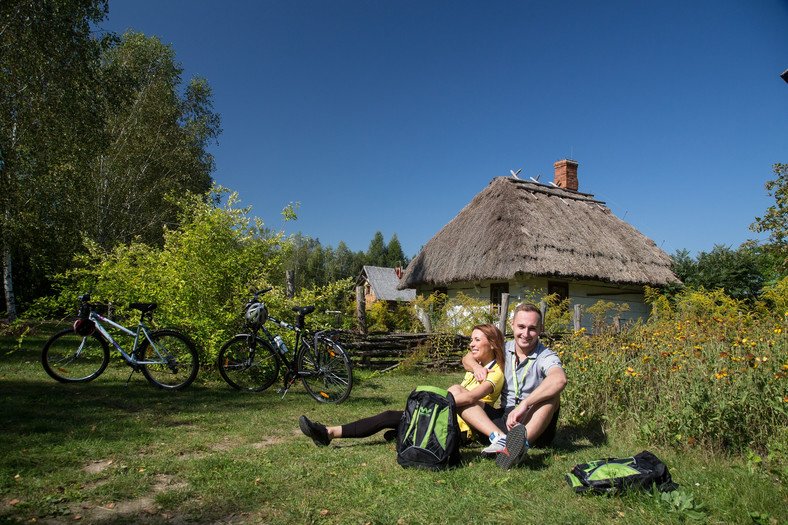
[365, 300, 413, 332]
[32, 188, 337, 362]
[410, 292, 497, 335]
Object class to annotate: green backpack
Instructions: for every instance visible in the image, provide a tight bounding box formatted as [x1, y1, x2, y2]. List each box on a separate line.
[566, 450, 678, 494]
[396, 386, 461, 471]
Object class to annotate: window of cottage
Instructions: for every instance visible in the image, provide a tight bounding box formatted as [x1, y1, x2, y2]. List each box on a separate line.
[490, 282, 509, 316]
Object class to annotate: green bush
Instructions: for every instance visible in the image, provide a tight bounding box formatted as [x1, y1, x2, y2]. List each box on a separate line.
[32, 188, 352, 362]
[365, 300, 414, 332]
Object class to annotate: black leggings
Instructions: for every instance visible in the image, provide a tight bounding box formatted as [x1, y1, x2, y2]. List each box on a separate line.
[340, 410, 402, 438]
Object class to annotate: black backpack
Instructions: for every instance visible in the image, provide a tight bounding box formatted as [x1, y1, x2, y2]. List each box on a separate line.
[396, 386, 461, 471]
[566, 450, 679, 494]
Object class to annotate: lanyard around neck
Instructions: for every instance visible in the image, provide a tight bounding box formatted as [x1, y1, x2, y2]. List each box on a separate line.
[511, 352, 534, 402]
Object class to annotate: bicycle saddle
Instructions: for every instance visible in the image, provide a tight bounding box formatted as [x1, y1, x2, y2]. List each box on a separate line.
[292, 305, 315, 316]
[130, 303, 157, 313]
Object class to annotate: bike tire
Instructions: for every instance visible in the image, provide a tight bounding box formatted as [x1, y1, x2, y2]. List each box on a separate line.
[297, 335, 353, 404]
[137, 329, 199, 390]
[41, 328, 110, 383]
[217, 334, 280, 391]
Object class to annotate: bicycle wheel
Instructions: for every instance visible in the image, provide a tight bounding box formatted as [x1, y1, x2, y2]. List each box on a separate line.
[137, 329, 199, 390]
[297, 335, 353, 404]
[41, 328, 110, 383]
[217, 334, 280, 391]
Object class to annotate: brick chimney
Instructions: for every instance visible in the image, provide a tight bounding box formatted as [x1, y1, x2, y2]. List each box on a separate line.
[553, 159, 578, 191]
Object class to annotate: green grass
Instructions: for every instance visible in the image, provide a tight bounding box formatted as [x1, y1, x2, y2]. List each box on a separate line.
[1, 325, 786, 524]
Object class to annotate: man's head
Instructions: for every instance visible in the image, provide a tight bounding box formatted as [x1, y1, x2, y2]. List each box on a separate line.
[510, 303, 542, 354]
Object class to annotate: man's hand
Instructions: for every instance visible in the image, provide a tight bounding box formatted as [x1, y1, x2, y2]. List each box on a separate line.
[506, 403, 528, 430]
[461, 351, 489, 382]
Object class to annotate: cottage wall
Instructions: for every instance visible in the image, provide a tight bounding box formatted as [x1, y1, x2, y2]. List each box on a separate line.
[416, 278, 651, 333]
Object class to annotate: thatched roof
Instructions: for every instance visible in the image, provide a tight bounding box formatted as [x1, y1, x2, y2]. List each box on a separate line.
[357, 266, 416, 302]
[399, 177, 679, 289]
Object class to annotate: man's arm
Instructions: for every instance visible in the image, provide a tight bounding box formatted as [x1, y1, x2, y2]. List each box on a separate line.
[461, 351, 489, 382]
[506, 366, 567, 429]
[447, 380, 494, 408]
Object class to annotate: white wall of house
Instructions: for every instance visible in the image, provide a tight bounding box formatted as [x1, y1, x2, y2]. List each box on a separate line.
[416, 276, 652, 332]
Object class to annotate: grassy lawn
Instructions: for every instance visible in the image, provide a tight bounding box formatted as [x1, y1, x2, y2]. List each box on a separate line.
[1, 324, 785, 524]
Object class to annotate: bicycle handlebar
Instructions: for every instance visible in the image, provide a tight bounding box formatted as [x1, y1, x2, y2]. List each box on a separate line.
[252, 287, 273, 300]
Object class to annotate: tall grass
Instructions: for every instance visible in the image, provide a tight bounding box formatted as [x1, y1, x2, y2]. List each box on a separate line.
[558, 288, 788, 463]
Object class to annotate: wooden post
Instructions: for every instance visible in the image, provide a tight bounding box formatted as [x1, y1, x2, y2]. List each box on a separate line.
[326, 310, 342, 328]
[539, 300, 547, 328]
[498, 293, 510, 335]
[573, 304, 582, 332]
[286, 270, 295, 298]
[421, 307, 432, 334]
[355, 286, 367, 335]
[614, 316, 621, 333]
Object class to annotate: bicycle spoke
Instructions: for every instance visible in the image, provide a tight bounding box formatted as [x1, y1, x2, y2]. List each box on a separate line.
[297, 336, 353, 403]
[138, 330, 199, 390]
[41, 329, 109, 383]
[217, 335, 280, 391]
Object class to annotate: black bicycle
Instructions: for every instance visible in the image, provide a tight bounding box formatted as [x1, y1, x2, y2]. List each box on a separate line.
[41, 293, 199, 390]
[217, 288, 353, 403]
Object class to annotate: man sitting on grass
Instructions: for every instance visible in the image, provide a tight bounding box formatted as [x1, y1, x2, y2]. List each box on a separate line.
[458, 302, 567, 470]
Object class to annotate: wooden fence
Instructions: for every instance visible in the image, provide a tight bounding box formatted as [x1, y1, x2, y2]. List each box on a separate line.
[333, 331, 469, 371]
[332, 328, 571, 372]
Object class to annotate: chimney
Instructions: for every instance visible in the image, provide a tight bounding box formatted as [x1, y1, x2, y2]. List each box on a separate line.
[553, 159, 579, 191]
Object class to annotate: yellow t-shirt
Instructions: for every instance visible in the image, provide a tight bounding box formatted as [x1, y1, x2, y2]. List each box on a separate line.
[456, 361, 504, 439]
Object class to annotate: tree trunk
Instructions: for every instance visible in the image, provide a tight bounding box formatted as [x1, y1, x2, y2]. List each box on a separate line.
[286, 270, 295, 298]
[355, 286, 367, 335]
[3, 240, 17, 321]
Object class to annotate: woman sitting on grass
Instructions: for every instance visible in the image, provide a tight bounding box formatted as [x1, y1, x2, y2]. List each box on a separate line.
[299, 324, 506, 447]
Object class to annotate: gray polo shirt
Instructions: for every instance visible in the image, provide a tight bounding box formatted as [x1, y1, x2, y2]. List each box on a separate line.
[500, 339, 563, 410]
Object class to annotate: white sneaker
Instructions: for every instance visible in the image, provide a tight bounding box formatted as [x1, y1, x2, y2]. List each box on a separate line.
[481, 433, 507, 455]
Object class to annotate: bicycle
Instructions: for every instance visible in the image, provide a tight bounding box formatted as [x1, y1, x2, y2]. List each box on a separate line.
[41, 293, 199, 390]
[217, 288, 353, 403]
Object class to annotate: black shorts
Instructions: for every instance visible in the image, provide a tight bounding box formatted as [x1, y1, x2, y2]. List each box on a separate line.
[482, 404, 559, 448]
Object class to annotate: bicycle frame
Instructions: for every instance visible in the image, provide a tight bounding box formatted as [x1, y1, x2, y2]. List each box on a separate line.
[258, 314, 303, 369]
[87, 310, 165, 366]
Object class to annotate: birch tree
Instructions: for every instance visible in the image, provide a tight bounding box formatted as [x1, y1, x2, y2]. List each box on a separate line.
[0, 0, 110, 319]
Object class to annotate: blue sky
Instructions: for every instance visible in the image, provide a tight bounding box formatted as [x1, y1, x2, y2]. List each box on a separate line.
[102, 0, 788, 260]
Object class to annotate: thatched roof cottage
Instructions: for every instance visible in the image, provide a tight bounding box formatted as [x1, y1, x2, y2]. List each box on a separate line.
[398, 160, 679, 329]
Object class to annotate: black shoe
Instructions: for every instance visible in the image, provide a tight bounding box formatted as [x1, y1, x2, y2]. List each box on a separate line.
[383, 429, 397, 442]
[496, 424, 528, 471]
[299, 415, 331, 447]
